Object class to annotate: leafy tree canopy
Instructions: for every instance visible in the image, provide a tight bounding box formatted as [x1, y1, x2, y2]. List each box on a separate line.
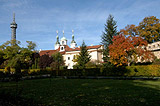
[109, 35, 154, 66]
[50, 52, 64, 70]
[39, 54, 52, 69]
[119, 24, 138, 37]
[0, 40, 36, 69]
[138, 16, 160, 43]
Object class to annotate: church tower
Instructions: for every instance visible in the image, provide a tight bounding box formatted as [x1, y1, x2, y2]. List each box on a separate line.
[10, 13, 17, 40]
[60, 30, 67, 52]
[60, 30, 67, 45]
[70, 30, 77, 48]
[55, 30, 60, 50]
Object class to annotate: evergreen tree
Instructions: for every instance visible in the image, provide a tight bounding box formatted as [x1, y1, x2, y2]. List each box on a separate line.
[77, 41, 91, 69]
[101, 14, 117, 62]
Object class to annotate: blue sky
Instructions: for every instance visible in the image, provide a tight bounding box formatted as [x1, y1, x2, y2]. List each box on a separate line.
[0, 0, 160, 50]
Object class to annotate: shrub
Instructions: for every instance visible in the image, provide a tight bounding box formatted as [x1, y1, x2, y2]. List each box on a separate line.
[125, 65, 160, 77]
[152, 59, 160, 65]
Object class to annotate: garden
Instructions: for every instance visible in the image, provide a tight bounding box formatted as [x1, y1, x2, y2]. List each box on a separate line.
[1, 15, 160, 106]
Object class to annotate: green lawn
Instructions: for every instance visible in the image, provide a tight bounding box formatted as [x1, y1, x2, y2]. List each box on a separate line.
[0, 78, 160, 106]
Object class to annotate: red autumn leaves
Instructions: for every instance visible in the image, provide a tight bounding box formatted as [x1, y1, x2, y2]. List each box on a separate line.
[109, 35, 155, 66]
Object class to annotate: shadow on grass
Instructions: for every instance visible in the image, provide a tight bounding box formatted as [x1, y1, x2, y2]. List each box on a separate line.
[0, 90, 45, 106]
[0, 78, 160, 106]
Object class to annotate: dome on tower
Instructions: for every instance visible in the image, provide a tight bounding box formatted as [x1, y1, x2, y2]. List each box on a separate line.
[61, 36, 67, 41]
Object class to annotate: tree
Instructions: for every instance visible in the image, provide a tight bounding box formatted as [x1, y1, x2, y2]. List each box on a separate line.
[138, 16, 160, 43]
[0, 40, 36, 70]
[77, 41, 91, 69]
[0, 50, 4, 64]
[50, 52, 64, 70]
[119, 24, 138, 37]
[109, 35, 154, 66]
[39, 54, 52, 69]
[101, 14, 117, 62]
[31, 52, 40, 69]
[0, 40, 36, 81]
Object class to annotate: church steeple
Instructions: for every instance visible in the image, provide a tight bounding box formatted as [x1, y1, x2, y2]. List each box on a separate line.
[56, 30, 60, 44]
[55, 30, 60, 50]
[70, 30, 77, 48]
[71, 30, 76, 43]
[10, 13, 17, 40]
[60, 30, 67, 46]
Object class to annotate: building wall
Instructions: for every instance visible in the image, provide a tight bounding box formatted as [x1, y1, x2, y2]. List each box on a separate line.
[64, 48, 103, 69]
[147, 41, 160, 59]
[98, 51, 103, 62]
[153, 51, 160, 59]
[89, 49, 98, 61]
[64, 51, 79, 69]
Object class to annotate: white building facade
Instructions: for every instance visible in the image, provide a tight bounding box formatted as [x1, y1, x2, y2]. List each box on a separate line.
[40, 30, 104, 69]
[147, 41, 160, 59]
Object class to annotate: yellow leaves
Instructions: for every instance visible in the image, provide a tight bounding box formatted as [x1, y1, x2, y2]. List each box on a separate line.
[138, 16, 160, 43]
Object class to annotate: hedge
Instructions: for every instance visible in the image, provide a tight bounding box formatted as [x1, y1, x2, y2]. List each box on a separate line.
[125, 65, 160, 77]
[0, 65, 160, 77]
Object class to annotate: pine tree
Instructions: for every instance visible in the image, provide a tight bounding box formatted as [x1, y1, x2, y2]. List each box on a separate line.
[101, 14, 117, 62]
[77, 41, 91, 69]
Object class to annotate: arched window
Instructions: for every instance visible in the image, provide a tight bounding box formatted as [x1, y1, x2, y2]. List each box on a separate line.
[62, 41, 64, 45]
[61, 47, 63, 50]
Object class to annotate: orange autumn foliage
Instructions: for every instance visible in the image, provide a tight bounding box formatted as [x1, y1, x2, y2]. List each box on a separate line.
[119, 24, 138, 37]
[109, 35, 155, 66]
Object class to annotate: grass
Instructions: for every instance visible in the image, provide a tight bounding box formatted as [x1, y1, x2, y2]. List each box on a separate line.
[0, 78, 160, 106]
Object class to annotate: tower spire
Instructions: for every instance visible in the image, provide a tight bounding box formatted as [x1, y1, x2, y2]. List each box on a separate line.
[56, 30, 60, 44]
[70, 29, 77, 48]
[13, 12, 15, 23]
[71, 30, 76, 43]
[55, 30, 60, 50]
[10, 13, 17, 40]
[72, 30, 74, 36]
[63, 30, 64, 37]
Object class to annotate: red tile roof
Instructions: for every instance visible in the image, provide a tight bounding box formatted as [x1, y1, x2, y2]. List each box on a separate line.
[39, 45, 102, 56]
[39, 50, 57, 56]
[66, 45, 102, 52]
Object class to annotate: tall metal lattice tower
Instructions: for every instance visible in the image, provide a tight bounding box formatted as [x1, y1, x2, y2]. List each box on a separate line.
[10, 13, 17, 40]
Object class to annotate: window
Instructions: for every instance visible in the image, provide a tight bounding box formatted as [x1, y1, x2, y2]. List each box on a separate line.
[61, 47, 63, 50]
[68, 57, 70, 60]
[62, 41, 64, 45]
